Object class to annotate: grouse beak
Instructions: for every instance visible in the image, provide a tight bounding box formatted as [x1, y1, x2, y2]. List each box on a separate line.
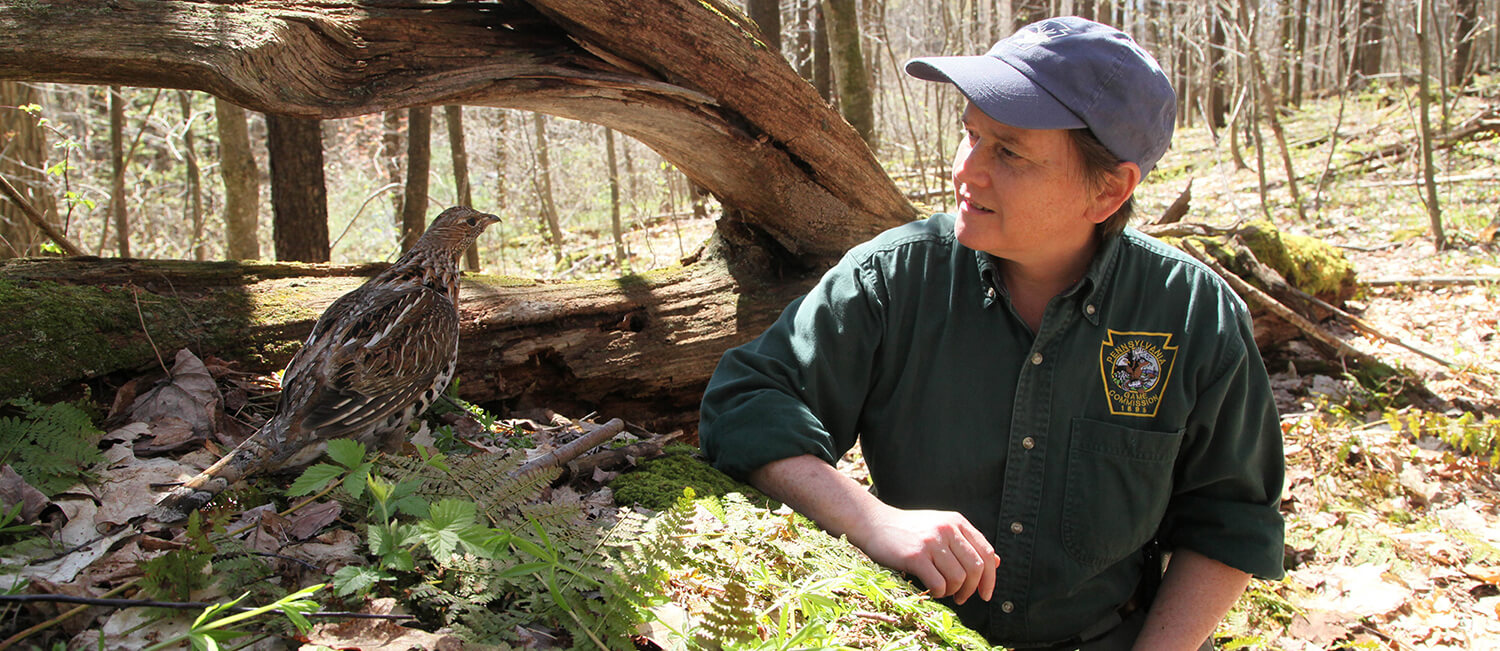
[474, 212, 501, 228]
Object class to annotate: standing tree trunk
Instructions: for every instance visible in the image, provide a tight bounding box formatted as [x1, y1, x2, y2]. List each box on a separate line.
[1207, 2, 1230, 130]
[811, 3, 833, 100]
[1012, 0, 1046, 30]
[1452, 0, 1480, 89]
[1291, 0, 1308, 106]
[1416, 0, 1445, 250]
[747, 0, 782, 54]
[265, 114, 329, 262]
[605, 127, 625, 272]
[530, 112, 564, 263]
[492, 109, 510, 273]
[381, 110, 406, 229]
[177, 91, 207, 261]
[401, 106, 432, 252]
[108, 85, 130, 257]
[445, 105, 480, 270]
[0, 81, 59, 257]
[1241, 0, 1307, 221]
[821, 0, 876, 148]
[1355, 0, 1383, 79]
[214, 98, 260, 260]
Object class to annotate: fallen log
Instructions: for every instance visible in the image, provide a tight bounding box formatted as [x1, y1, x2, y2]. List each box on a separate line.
[0, 254, 818, 434]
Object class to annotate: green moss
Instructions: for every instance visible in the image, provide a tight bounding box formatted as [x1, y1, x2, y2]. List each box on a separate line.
[0, 272, 269, 398]
[1239, 220, 1357, 300]
[610, 444, 775, 511]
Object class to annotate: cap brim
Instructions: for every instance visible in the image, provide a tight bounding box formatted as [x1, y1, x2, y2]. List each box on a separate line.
[905, 56, 1086, 131]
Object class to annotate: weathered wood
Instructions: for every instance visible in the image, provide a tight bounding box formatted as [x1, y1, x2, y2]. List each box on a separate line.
[0, 176, 83, 256]
[0, 0, 914, 262]
[0, 256, 814, 433]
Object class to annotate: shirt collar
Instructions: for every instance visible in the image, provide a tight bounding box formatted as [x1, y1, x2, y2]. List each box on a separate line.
[971, 229, 1126, 325]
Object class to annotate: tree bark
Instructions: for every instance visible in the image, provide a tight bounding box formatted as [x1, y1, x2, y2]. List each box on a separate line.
[1207, 2, 1230, 130]
[0, 81, 59, 257]
[812, 2, 833, 101]
[445, 105, 480, 270]
[0, 0, 910, 263]
[747, 0, 783, 54]
[1241, 0, 1308, 221]
[108, 86, 129, 258]
[1452, 0, 1480, 88]
[530, 112, 565, 263]
[1355, 0, 1383, 79]
[401, 106, 432, 253]
[381, 110, 406, 229]
[214, 98, 260, 261]
[605, 127, 625, 271]
[822, 0, 876, 148]
[177, 91, 207, 261]
[265, 114, 329, 263]
[1415, 0, 1446, 250]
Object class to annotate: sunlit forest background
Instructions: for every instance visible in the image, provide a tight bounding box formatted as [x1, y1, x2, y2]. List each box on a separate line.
[5, 0, 1496, 277]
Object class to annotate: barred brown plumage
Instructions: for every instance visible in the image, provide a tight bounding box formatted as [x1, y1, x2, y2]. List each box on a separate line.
[150, 206, 501, 523]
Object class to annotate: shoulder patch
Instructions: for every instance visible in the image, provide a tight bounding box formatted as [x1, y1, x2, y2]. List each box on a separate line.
[1099, 330, 1179, 417]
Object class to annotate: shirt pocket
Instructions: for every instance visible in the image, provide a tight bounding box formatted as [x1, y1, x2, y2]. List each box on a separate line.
[1061, 417, 1185, 571]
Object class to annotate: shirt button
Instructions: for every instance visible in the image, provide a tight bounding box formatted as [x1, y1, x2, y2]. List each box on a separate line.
[1001, 601, 1015, 613]
[1010, 521, 1024, 534]
[1030, 352, 1043, 365]
[1021, 437, 1035, 450]
[1085, 304, 1097, 315]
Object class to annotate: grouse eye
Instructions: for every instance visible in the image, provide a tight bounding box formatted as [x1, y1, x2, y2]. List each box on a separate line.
[465, 217, 477, 226]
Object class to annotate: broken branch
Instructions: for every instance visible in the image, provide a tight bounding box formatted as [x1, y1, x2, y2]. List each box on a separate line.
[514, 418, 627, 476]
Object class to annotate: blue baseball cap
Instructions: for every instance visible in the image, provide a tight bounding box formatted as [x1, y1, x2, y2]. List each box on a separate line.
[905, 16, 1177, 174]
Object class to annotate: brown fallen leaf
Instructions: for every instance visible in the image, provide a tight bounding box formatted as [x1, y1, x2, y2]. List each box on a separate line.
[132, 416, 203, 455]
[1463, 564, 1500, 585]
[129, 349, 222, 442]
[301, 597, 465, 651]
[286, 501, 342, 541]
[0, 464, 50, 522]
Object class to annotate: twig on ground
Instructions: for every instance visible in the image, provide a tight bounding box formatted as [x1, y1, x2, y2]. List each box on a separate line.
[513, 418, 626, 476]
[1182, 240, 1451, 412]
[567, 429, 683, 478]
[1365, 276, 1500, 287]
[0, 594, 414, 620]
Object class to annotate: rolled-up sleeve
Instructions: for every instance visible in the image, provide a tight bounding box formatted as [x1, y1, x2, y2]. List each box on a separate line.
[699, 254, 886, 481]
[1161, 307, 1286, 579]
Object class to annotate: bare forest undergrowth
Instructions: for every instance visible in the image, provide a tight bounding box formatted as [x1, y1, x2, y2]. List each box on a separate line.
[3, 80, 1500, 650]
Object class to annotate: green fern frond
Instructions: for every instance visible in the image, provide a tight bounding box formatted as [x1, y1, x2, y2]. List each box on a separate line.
[0, 398, 104, 496]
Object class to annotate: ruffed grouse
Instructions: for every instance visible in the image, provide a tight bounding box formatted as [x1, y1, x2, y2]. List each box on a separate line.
[151, 206, 500, 523]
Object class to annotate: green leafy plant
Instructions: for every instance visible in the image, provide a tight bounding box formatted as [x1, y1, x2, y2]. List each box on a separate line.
[617, 489, 996, 650]
[0, 398, 104, 495]
[142, 583, 323, 651]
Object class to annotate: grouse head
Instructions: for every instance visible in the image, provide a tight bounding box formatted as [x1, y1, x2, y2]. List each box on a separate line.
[413, 206, 502, 258]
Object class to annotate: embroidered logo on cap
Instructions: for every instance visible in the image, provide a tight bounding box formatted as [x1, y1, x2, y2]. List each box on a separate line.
[1010, 19, 1084, 48]
[1099, 330, 1178, 417]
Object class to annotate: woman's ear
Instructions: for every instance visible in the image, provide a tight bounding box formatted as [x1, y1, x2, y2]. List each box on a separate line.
[1087, 161, 1141, 224]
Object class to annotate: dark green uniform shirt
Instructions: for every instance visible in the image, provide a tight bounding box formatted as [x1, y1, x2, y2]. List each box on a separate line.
[700, 214, 1285, 647]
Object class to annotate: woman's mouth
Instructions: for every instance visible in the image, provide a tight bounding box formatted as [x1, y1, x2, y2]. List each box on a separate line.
[962, 196, 994, 214]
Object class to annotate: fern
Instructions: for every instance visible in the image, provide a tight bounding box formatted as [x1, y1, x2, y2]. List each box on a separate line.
[0, 398, 104, 495]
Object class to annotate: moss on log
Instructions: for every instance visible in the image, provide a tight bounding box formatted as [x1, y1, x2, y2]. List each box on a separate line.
[0, 255, 814, 433]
